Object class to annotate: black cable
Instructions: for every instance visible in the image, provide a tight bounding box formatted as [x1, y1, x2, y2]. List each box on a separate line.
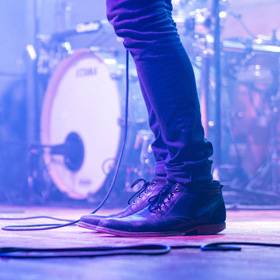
[201, 241, 280, 251]
[89, 49, 130, 215]
[1, 220, 80, 232]
[2, 241, 280, 258]
[0, 244, 171, 259]
[0, 216, 77, 231]
[1, 50, 131, 231]
[0, 216, 73, 222]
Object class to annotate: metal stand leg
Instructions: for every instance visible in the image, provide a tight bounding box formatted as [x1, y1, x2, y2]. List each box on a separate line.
[212, 0, 222, 175]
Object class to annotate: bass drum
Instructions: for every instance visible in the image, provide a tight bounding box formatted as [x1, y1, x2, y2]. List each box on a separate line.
[41, 49, 125, 200]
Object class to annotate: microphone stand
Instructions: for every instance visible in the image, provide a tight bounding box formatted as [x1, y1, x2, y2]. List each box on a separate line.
[26, 0, 40, 146]
[212, 0, 222, 177]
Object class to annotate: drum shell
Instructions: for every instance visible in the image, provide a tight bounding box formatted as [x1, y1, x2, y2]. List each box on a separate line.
[40, 49, 149, 200]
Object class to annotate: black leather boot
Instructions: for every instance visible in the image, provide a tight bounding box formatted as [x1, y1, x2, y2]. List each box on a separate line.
[79, 181, 226, 236]
[79, 179, 166, 230]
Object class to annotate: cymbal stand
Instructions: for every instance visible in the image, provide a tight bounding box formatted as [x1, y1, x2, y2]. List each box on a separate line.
[269, 53, 280, 193]
[211, 0, 222, 175]
[245, 55, 280, 195]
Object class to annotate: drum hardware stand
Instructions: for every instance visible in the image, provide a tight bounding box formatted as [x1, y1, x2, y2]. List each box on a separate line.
[25, 0, 41, 148]
[198, 0, 222, 177]
[27, 132, 85, 202]
[270, 94, 280, 193]
[243, 49, 280, 196]
[199, 43, 212, 137]
[127, 129, 155, 187]
[27, 144, 53, 202]
[24, 0, 55, 202]
[31, 132, 85, 173]
[223, 53, 280, 204]
[244, 94, 280, 195]
[186, 1, 222, 178]
[122, 128, 154, 192]
[212, 0, 222, 176]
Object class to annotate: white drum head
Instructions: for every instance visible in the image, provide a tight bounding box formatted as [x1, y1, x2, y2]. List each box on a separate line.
[41, 49, 121, 199]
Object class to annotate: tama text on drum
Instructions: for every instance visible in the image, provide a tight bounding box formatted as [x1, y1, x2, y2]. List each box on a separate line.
[76, 67, 98, 77]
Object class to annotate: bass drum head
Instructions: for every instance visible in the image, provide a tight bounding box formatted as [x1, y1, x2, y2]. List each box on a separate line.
[41, 49, 121, 199]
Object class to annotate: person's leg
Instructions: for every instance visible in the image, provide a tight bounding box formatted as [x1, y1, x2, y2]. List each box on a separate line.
[79, 0, 226, 235]
[138, 76, 168, 180]
[107, 0, 213, 184]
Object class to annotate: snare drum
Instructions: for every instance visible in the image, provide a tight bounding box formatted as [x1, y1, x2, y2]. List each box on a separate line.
[41, 49, 147, 199]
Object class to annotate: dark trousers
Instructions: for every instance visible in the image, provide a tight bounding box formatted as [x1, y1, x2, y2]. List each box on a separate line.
[106, 0, 214, 184]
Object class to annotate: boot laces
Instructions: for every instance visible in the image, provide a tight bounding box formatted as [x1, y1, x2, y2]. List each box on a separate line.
[148, 185, 176, 214]
[128, 179, 154, 205]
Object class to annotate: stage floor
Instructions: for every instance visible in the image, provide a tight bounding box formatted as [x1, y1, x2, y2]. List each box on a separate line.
[0, 206, 280, 280]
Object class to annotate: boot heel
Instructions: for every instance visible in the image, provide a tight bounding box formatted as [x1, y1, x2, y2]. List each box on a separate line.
[195, 223, 226, 235]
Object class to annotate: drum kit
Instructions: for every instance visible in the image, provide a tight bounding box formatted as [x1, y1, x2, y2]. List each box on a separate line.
[1, 0, 280, 205]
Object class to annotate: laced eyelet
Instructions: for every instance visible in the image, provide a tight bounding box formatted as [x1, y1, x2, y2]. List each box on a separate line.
[127, 179, 153, 205]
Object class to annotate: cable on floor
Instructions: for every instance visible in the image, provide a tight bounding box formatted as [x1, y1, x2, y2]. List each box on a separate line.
[1, 241, 280, 259]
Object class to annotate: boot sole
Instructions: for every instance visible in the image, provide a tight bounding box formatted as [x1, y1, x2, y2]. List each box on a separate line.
[78, 221, 226, 237]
